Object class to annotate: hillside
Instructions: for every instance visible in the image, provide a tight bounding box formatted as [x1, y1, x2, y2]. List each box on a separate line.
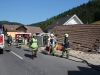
[0, 21, 23, 25]
[28, 0, 100, 32]
[92, 20, 100, 24]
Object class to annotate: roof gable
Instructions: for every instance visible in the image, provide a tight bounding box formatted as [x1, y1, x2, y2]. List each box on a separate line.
[16, 25, 27, 30]
[46, 14, 83, 30]
[46, 15, 74, 29]
[63, 14, 83, 25]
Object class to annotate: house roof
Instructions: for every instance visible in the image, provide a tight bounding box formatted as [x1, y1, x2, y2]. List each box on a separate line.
[3, 24, 43, 34]
[3, 24, 21, 31]
[25, 26, 43, 34]
[46, 15, 74, 30]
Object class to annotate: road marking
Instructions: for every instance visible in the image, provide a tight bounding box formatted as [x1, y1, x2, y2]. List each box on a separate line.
[11, 51, 23, 59]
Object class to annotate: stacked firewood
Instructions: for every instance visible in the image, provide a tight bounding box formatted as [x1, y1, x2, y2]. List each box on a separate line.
[51, 24, 100, 53]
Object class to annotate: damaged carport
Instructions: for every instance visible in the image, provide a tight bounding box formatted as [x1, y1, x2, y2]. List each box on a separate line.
[51, 24, 100, 53]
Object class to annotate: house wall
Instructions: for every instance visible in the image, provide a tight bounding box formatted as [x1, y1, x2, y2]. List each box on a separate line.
[7, 28, 26, 38]
[7, 32, 17, 38]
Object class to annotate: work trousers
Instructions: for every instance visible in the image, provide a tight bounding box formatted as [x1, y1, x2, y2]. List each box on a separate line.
[62, 47, 70, 58]
[8, 43, 12, 51]
[31, 47, 38, 56]
[50, 45, 55, 55]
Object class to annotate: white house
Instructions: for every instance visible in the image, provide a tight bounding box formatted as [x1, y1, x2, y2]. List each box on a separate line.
[46, 14, 83, 33]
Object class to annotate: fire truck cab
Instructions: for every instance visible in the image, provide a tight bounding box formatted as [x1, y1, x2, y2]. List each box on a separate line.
[0, 25, 4, 54]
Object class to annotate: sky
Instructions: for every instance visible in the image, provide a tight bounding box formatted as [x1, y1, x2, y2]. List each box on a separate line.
[0, 0, 89, 25]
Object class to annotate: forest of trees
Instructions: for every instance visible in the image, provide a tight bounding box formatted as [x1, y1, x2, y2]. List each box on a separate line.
[0, 0, 100, 32]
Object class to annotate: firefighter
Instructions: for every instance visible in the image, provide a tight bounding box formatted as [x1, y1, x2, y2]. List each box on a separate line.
[18, 35, 22, 48]
[46, 34, 51, 54]
[49, 34, 55, 56]
[60, 33, 70, 59]
[16, 35, 19, 46]
[31, 34, 38, 59]
[28, 35, 32, 51]
[7, 35, 12, 52]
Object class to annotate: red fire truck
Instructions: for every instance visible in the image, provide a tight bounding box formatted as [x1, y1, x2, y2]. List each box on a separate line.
[15, 33, 31, 40]
[0, 24, 4, 54]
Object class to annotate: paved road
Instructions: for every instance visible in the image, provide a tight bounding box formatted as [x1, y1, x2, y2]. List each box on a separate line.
[0, 44, 100, 75]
